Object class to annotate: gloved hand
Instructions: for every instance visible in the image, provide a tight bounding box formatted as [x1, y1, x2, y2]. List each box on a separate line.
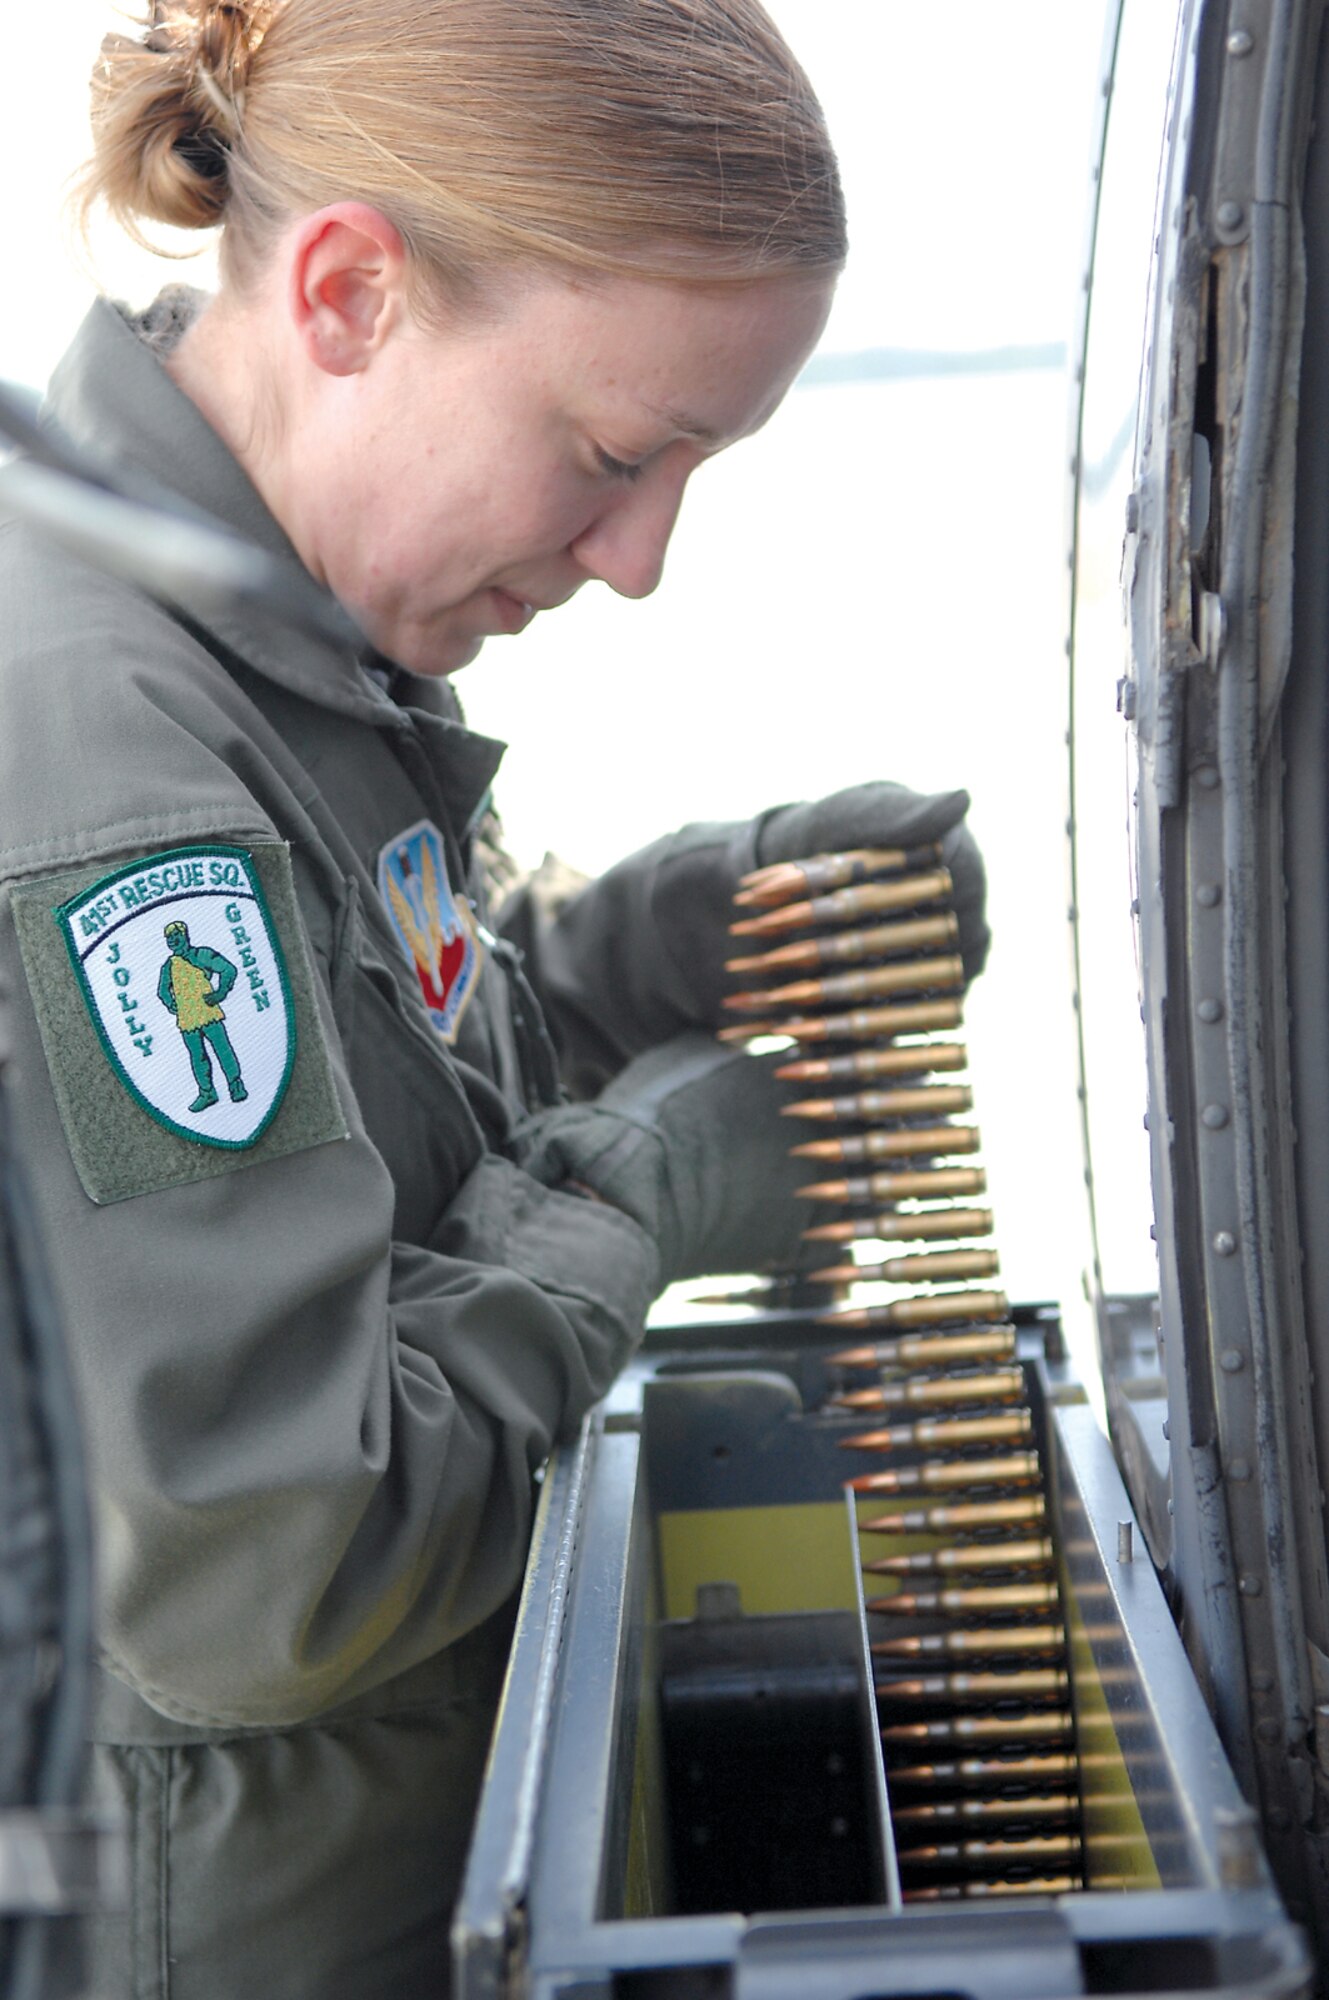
[751, 781, 990, 983]
[517, 1033, 818, 1285]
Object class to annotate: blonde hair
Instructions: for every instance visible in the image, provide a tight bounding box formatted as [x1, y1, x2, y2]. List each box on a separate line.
[79, 0, 846, 301]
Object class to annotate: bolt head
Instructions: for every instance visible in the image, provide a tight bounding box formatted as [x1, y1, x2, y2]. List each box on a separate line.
[1229, 1457, 1252, 1482]
[1202, 1103, 1230, 1130]
[1197, 998, 1223, 1023]
[1227, 28, 1254, 55]
[1197, 883, 1222, 908]
[1220, 1347, 1244, 1371]
[1217, 199, 1245, 231]
[1214, 1231, 1237, 1256]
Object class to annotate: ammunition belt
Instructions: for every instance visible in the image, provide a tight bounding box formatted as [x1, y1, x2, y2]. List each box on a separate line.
[724, 842, 1083, 1902]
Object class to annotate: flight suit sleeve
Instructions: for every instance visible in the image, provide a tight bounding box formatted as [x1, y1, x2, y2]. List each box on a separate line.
[4, 870, 659, 1730]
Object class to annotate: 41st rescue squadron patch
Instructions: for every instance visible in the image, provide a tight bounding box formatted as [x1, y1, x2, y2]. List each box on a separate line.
[55, 844, 295, 1150]
[377, 819, 482, 1042]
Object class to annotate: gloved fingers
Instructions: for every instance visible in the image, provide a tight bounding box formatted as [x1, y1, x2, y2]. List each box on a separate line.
[940, 822, 990, 983]
[754, 782, 973, 870]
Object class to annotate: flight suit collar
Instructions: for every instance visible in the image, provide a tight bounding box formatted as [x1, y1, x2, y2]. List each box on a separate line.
[42, 298, 507, 831]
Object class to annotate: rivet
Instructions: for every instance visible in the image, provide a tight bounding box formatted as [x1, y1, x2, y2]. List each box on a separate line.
[1125, 491, 1140, 533]
[1220, 1348, 1245, 1372]
[1196, 765, 1220, 789]
[1217, 199, 1245, 230]
[1203, 1103, 1230, 1130]
[1162, 1419, 1170, 1440]
[1256, 1717, 1281, 1744]
[1229, 1457, 1252, 1482]
[1251, 1670, 1275, 1693]
[1197, 998, 1223, 1022]
[1227, 28, 1254, 55]
[1214, 1231, 1237, 1256]
[1167, 1497, 1175, 1516]
[1240, 1574, 1263, 1596]
[1117, 1520, 1134, 1563]
[1197, 882, 1222, 908]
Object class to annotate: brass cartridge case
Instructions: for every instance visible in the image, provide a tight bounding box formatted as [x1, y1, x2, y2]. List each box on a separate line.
[792, 1123, 981, 1164]
[861, 1537, 1055, 1576]
[721, 997, 965, 1046]
[828, 1326, 1016, 1370]
[849, 1451, 1041, 1495]
[830, 1367, 1025, 1412]
[735, 844, 946, 906]
[724, 956, 965, 1015]
[881, 1709, 1075, 1747]
[875, 1668, 1070, 1703]
[858, 1496, 1046, 1535]
[839, 1410, 1033, 1454]
[812, 1248, 1000, 1288]
[727, 959, 965, 1019]
[728, 914, 959, 976]
[728, 868, 954, 937]
[870, 1625, 1065, 1662]
[893, 1795, 1080, 1829]
[799, 1165, 987, 1204]
[887, 1753, 1081, 1789]
[903, 1877, 1079, 1902]
[777, 1042, 968, 1085]
[895, 1833, 1082, 1869]
[865, 1582, 1061, 1617]
[782, 1084, 974, 1123]
[807, 1205, 994, 1246]
[823, 1290, 1010, 1330]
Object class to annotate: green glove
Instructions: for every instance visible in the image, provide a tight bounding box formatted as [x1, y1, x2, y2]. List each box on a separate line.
[518, 1033, 818, 1285]
[751, 782, 989, 983]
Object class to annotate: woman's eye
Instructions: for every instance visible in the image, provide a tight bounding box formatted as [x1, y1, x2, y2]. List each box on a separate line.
[594, 446, 646, 485]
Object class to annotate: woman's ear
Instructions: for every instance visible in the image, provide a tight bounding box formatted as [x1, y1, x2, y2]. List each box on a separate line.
[286, 202, 409, 376]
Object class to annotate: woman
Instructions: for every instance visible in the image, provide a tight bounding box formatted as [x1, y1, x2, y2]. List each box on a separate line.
[0, 2, 986, 1993]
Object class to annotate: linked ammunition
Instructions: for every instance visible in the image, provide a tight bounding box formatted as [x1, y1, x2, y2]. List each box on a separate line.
[776, 1043, 968, 1085]
[875, 1668, 1070, 1704]
[895, 1834, 1082, 1869]
[727, 915, 959, 976]
[858, 1495, 1046, 1535]
[870, 1624, 1065, 1662]
[823, 1290, 1010, 1329]
[812, 1248, 1000, 1288]
[723, 956, 965, 1015]
[728, 868, 954, 938]
[735, 844, 945, 906]
[887, 1753, 1080, 1788]
[792, 1124, 981, 1164]
[861, 1537, 1055, 1576]
[829, 1325, 1016, 1369]
[892, 1795, 1080, 1828]
[881, 1709, 1075, 1747]
[830, 1367, 1025, 1412]
[806, 1205, 994, 1247]
[902, 1876, 1079, 1902]
[839, 1410, 1033, 1454]
[849, 1451, 1041, 1495]
[782, 1084, 973, 1123]
[799, 1165, 987, 1204]
[864, 1582, 1060, 1617]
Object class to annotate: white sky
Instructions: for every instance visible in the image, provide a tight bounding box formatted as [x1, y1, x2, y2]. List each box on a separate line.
[1, 4, 1128, 1377]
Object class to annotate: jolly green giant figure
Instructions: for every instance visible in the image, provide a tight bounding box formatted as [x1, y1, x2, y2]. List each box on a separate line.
[157, 920, 248, 1113]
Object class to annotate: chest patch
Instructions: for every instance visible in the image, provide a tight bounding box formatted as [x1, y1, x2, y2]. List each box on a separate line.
[54, 844, 296, 1150]
[377, 819, 482, 1043]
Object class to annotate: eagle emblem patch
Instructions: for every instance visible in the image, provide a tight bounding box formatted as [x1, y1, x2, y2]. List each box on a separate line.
[54, 844, 296, 1150]
[377, 819, 482, 1042]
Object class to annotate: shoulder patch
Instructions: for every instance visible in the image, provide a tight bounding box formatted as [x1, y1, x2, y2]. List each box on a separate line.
[14, 842, 348, 1204]
[377, 819, 483, 1043]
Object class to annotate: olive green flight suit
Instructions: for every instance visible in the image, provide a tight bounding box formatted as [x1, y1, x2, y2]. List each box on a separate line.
[0, 300, 765, 1998]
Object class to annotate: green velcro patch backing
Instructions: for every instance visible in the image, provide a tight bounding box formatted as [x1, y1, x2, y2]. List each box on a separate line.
[14, 841, 348, 1205]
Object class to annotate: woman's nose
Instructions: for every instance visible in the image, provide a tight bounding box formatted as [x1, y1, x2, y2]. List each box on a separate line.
[570, 455, 696, 599]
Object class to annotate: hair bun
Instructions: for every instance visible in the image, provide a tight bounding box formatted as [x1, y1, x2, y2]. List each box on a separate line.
[81, 0, 270, 240]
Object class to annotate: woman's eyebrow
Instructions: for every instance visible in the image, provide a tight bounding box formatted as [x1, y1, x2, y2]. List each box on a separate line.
[643, 400, 722, 443]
